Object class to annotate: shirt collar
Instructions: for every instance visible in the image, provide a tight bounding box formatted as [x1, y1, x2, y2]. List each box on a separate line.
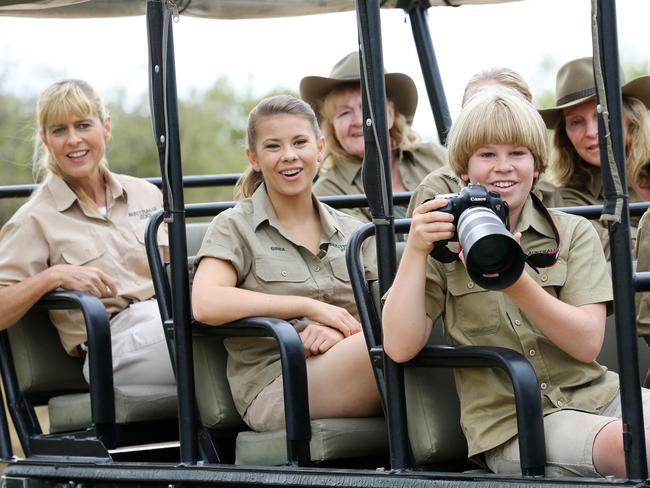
[513, 194, 556, 240]
[330, 148, 416, 186]
[45, 171, 125, 213]
[250, 183, 342, 240]
[586, 164, 603, 199]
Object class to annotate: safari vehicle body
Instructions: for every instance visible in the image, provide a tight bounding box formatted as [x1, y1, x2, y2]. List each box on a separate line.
[0, 0, 648, 487]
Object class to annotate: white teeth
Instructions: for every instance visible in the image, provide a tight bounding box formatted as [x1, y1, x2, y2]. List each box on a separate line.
[68, 150, 87, 158]
[493, 182, 515, 188]
[282, 169, 301, 176]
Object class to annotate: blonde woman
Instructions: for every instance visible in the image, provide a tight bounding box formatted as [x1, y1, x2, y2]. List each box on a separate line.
[300, 51, 447, 222]
[540, 57, 650, 254]
[0, 79, 173, 386]
[192, 95, 380, 431]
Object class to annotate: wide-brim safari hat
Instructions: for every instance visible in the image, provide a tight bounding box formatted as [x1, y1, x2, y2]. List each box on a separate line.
[539, 56, 650, 127]
[300, 51, 418, 124]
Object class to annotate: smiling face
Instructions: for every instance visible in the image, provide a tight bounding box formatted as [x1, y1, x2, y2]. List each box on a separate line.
[328, 86, 395, 160]
[246, 113, 324, 201]
[41, 112, 111, 186]
[461, 143, 537, 227]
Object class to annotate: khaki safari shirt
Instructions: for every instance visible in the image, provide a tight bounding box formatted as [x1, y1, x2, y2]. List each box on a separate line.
[313, 142, 447, 222]
[406, 166, 563, 217]
[0, 172, 166, 356]
[559, 163, 642, 258]
[635, 208, 650, 347]
[422, 195, 616, 457]
[194, 184, 377, 416]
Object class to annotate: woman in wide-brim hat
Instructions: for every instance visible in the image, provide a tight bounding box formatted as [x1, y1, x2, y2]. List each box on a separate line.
[540, 57, 650, 205]
[539, 57, 650, 257]
[300, 51, 447, 223]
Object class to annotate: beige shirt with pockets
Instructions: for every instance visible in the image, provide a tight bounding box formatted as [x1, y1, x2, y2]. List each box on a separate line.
[420, 195, 617, 457]
[314, 143, 447, 222]
[0, 172, 167, 356]
[194, 183, 377, 417]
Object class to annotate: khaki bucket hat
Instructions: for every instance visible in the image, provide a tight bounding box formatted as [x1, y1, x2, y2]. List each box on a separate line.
[539, 56, 650, 127]
[299, 51, 418, 124]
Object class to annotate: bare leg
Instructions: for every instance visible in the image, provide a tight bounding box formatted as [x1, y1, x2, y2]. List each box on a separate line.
[592, 420, 650, 478]
[305, 333, 381, 419]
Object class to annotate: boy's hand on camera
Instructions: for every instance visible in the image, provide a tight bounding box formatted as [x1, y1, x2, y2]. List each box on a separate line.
[408, 198, 455, 254]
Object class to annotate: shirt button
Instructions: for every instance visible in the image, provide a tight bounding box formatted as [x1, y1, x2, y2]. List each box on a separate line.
[323, 294, 330, 301]
[467, 282, 475, 289]
[540, 382, 547, 390]
[281, 270, 288, 277]
[557, 400, 564, 407]
[314, 265, 321, 272]
[540, 274, 548, 282]
[528, 349, 536, 357]
[514, 319, 521, 326]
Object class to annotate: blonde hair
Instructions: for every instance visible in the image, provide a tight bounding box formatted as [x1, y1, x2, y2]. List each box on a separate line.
[319, 84, 420, 170]
[462, 67, 533, 107]
[33, 79, 110, 208]
[548, 95, 650, 191]
[447, 88, 548, 180]
[235, 95, 321, 199]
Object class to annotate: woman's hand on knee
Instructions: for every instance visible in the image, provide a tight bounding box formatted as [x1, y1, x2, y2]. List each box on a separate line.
[299, 323, 345, 357]
[304, 299, 361, 337]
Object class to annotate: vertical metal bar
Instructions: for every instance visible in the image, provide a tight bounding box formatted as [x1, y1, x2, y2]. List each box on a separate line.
[146, 0, 197, 465]
[595, 0, 647, 481]
[355, 0, 410, 471]
[407, 2, 452, 145]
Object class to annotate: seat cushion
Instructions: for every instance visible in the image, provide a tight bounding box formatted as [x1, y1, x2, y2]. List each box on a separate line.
[235, 417, 387, 465]
[193, 335, 246, 430]
[48, 385, 178, 433]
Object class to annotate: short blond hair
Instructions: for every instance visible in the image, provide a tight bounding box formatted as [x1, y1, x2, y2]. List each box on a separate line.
[447, 88, 547, 179]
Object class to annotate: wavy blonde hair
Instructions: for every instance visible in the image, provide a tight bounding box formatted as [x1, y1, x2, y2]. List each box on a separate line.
[318, 84, 420, 170]
[235, 95, 321, 199]
[447, 88, 547, 181]
[33, 79, 110, 209]
[548, 96, 650, 191]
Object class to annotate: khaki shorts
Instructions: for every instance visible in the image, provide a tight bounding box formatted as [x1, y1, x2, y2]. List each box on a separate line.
[243, 374, 285, 432]
[485, 388, 650, 477]
[82, 299, 175, 387]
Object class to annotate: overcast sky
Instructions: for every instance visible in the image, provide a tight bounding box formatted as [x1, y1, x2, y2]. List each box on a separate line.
[0, 0, 648, 140]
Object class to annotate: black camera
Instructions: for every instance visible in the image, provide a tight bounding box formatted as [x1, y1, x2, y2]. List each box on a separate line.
[424, 184, 524, 290]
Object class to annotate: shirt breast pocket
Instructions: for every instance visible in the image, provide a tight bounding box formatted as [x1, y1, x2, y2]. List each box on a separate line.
[446, 273, 500, 337]
[254, 257, 311, 295]
[60, 239, 107, 267]
[530, 260, 567, 299]
[330, 257, 351, 283]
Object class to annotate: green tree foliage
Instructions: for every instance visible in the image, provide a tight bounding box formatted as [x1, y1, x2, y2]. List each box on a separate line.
[0, 77, 296, 223]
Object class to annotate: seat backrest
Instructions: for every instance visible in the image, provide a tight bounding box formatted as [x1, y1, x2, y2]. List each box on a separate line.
[598, 260, 650, 382]
[369, 277, 467, 466]
[164, 221, 245, 430]
[7, 308, 86, 396]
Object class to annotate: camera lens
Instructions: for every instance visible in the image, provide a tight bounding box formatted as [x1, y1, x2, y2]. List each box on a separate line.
[457, 207, 525, 290]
